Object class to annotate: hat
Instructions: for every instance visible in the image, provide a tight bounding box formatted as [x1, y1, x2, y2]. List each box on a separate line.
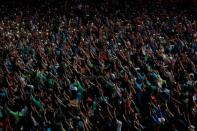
[70, 85, 78, 92]
[72, 86, 78, 91]
[189, 73, 194, 78]
[111, 73, 116, 80]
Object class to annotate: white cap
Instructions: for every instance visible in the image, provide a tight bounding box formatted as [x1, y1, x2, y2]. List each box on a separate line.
[72, 86, 78, 91]
[189, 73, 194, 78]
[111, 73, 116, 80]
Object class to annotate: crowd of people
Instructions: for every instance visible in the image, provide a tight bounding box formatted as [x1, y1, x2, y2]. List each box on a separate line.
[0, 0, 197, 130]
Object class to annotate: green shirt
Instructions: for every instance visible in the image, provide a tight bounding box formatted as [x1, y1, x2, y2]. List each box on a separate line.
[36, 71, 46, 81]
[6, 107, 23, 124]
[48, 77, 55, 87]
[30, 95, 42, 110]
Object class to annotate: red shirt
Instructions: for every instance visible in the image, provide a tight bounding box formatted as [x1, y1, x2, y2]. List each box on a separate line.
[99, 52, 108, 61]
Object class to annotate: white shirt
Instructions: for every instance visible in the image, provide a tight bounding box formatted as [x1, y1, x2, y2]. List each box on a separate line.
[116, 119, 122, 131]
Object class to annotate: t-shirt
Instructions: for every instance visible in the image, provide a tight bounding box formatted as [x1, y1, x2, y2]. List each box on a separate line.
[36, 71, 46, 81]
[0, 109, 3, 119]
[6, 107, 23, 124]
[116, 119, 122, 131]
[92, 101, 97, 111]
[30, 95, 42, 110]
[0, 90, 8, 97]
[47, 78, 55, 88]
